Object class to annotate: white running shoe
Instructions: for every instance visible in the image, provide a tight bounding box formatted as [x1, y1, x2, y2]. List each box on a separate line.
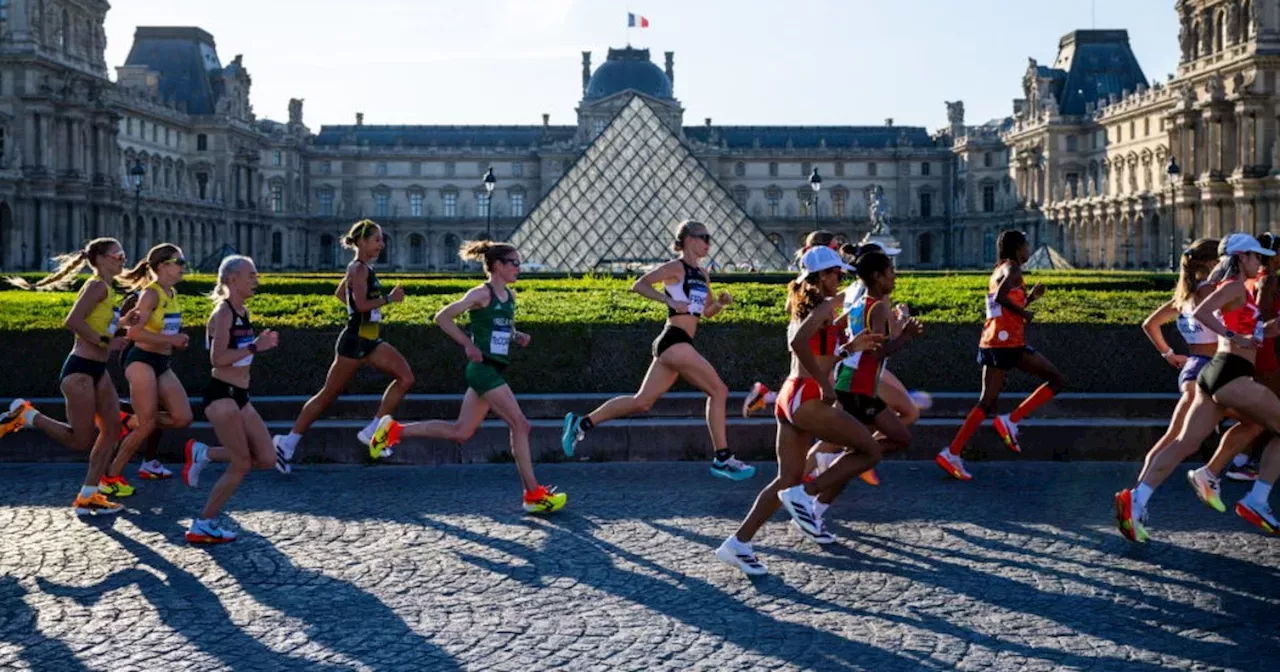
[777, 485, 822, 537]
[137, 460, 173, 480]
[182, 440, 209, 488]
[935, 448, 973, 481]
[272, 435, 292, 475]
[791, 518, 837, 545]
[715, 536, 768, 576]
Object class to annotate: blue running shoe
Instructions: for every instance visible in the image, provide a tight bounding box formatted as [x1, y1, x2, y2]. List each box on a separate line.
[710, 456, 756, 481]
[561, 413, 582, 457]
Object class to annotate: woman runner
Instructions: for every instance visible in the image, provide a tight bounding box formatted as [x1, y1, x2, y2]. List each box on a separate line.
[716, 246, 885, 575]
[100, 244, 194, 497]
[272, 220, 413, 470]
[936, 230, 1065, 481]
[0, 238, 129, 516]
[368, 241, 566, 513]
[1116, 233, 1280, 541]
[116, 288, 172, 481]
[180, 256, 279, 543]
[561, 219, 754, 480]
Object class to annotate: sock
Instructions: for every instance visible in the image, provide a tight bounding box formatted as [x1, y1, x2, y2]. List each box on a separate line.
[22, 408, 37, 426]
[949, 407, 987, 455]
[78, 485, 97, 499]
[813, 501, 829, 519]
[1134, 483, 1155, 512]
[283, 432, 302, 450]
[1009, 384, 1055, 423]
[764, 391, 778, 405]
[1248, 480, 1273, 503]
[579, 416, 595, 432]
[1233, 453, 1249, 468]
[362, 416, 381, 434]
[714, 448, 733, 463]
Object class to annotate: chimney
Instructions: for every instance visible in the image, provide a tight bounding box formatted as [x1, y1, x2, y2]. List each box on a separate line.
[885, 118, 893, 127]
[356, 112, 364, 126]
[665, 51, 675, 88]
[542, 113, 550, 127]
[705, 117, 712, 128]
[582, 51, 592, 96]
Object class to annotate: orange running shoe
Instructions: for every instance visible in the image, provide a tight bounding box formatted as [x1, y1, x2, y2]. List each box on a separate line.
[0, 399, 32, 438]
[859, 468, 881, 487]
[73, 492, 124, 517]
[993, 414, 1021, 453]
[1234, 497, 1279, 534]
[934, 448, 972, 481]
[742, 382, 771, 418]
[523, 485, 567, 513]
[1114, 489, 1147, 543]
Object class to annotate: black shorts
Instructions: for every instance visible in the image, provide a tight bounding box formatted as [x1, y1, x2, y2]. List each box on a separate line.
[837, 390, 887, 425]
[123, 346, 171, 376]
[1198, 352, 1255, 396]
[202, 378, 250, 410]
[652, 324, 694, 358]
[977, 346, 1037, 371]
[336, 329, 383, 360]
[59, 354, 107, 385]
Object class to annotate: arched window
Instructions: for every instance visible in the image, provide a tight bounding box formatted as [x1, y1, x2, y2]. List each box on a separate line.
[60, 8, 69, 54]
[918, 232, 933, 265]
[320, 234, 335, 267]
[983, 230, 996, 265]
[767, 232, 784, 250]
[271, 231, 283, 265]
[734, 162, 745, 177]
[164, 218, 172, 242]
[409, 233, 426, 266]
[443, 233, 461, 268]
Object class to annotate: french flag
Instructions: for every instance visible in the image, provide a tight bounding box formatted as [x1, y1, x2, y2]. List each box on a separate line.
[627, 13, 649, 28]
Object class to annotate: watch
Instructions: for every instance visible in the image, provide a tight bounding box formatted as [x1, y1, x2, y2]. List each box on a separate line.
[1224, 330, 1237, 339]
[247, 343, 258, 354]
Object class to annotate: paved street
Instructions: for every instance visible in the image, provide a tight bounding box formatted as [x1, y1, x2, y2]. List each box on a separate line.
[0, 461, 1277, 671]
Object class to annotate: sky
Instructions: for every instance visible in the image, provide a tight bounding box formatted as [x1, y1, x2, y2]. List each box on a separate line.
[103, 0, 1181, 131]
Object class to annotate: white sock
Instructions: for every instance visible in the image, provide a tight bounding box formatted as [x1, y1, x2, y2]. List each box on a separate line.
[21, 408, 37, 426]
[1232, 453, 1249, 468]
[814, 501, 830, 519]
[78, 485, 97, 499]
[1134, 483, 1155, 512]
[764, 392, 778, 405]
[283, 432, 302, 450]
[362, 416, 381, 434]
[1248, 480, 1273, 503]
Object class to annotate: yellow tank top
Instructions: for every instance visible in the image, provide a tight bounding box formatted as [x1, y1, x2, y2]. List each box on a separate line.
[142, 282, 183, 336]
[79, 280, 120, 343]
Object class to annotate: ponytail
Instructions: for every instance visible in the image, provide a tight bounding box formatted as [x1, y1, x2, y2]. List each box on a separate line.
[7, 237, 121, 291]
[342, 219, 380, 249]
[119, 243, 181, 292]
[786, 273, 826, 321]
[209, 255, 254, 306]
[459, 240, 517, 272]
[1172, 238, 1219, 308]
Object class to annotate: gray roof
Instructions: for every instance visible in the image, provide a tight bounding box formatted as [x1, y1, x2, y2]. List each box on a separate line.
[685, 126, 934, 149]
[584, 47, 672, 101]
[124, 27, 222, 115]
[313, 125, 578, 147]
[1047, 30, 1147, 116]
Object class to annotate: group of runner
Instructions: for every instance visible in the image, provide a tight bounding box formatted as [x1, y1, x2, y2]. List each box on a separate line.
[0, 218, 1274, 561]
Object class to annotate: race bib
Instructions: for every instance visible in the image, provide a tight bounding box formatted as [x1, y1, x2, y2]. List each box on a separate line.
[1255, 321, 1266, 344]
[161, 312, 182, 336]
[984, 294, 1003, 319]
[369, 308, 382, 323]
[233, 334, 255, 367]
[105, 308, 120, 338]
[687, 282, 708, 315]
[490, 326, 511, 356]
[1175, 313, 1201, 336]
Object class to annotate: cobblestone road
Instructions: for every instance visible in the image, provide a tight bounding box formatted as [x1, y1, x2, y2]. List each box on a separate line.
[1, 462, 1277, 671]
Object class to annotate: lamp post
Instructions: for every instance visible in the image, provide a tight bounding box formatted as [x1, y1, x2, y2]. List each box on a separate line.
[1166, 155, 1180, 271]
[130, 158, 146, 259]
[483, 166, 496, 240]
[808, 167, 822, 230]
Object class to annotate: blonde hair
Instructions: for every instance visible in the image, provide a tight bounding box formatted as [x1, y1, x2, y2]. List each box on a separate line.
[7, 238, 121, 291]
[118, 243, 182, 292]
[342, 219, 380, 249]
[671, 219, 706, 253]
[209, 255, 255, 306]
[459, 240, 517, 272]
[1173, 238, 1219, 309]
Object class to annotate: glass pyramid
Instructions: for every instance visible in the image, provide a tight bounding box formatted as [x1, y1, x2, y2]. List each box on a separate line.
[510, 97, 790, 272]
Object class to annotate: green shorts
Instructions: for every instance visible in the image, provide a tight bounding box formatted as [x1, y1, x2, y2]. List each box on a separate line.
[465, 360, 509, 396]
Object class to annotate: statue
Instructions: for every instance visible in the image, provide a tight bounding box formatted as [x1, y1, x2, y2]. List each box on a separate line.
[288, 98, 304, 125]
[946, 100, 965, 125]
[861, 186, 902, 253]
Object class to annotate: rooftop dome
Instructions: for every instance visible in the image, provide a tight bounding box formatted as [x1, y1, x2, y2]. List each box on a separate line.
[584, 47, 672, 101]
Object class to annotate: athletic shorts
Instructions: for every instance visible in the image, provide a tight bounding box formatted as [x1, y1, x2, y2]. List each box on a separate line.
[59, 354, 107, 386]
[123, 346, 171, 377]
[836, 390, 887, 426]
[466, 359, 508, 396]
[977, 345, 1037, 371]
[202, 378, 250, 410]
[336, 328, 383, 360]
[775, 376, 822, 424]
[1198, 352, 1255, 396]
[652, 324, 694, 358]
[1178, 355, 1212, 390]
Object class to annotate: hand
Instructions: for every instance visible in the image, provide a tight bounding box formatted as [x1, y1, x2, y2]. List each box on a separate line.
[901, 318, 924, 339]
[515, 331, 532, 348]
[1166, 353, 1188, 369]
[463, 343, 484, 363]
[121, 309, 142, 327]
[895, 303, 911, 318]
[170, 333, 190, 349]
[820, 383, 838, 405]
[717, 291, 733, 307]
[849, 329, 886, 353]
[667, 299, 689, 314]
[1022, 310, 1036, 325]
[255, 329, 280, 352]
[1029, 283, 1046, 301]
[108, 337, 129, 352]
[389, 284, 406, 303]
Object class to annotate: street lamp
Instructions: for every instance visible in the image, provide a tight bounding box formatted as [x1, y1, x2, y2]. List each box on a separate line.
[483, 166, 496, 240]
[808, 167, 822, 229]
[1166, 155, 1180, 271]
[130, 158, 146, 259]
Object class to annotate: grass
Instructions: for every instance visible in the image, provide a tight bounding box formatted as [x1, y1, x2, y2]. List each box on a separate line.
[0, 270, 1176, 332]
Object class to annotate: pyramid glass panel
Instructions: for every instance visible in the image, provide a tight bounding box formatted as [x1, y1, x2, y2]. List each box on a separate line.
[511, 96, 790, 272]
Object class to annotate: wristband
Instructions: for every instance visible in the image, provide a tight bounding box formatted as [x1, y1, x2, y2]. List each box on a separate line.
[1160, 349, 1174, 359]
[247, 343, 258, 355]
[99, 335, 111, 347]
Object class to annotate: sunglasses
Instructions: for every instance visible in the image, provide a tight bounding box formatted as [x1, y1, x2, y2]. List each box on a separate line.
[104, 251, 127, 262]
[692, 233, 712, 244]
[162, 258, 188, 268]
[499, 258, 521, 268]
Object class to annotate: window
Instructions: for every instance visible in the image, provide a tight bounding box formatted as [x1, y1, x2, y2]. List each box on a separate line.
[1067, 172, 1079, 198]
[1129, 120, 1136, 140]
[445, 162, 456, 177]
[270, 184, 284, 213]
[374, 192, 389, 217]
[377, 239, 389, 265]
[801, 162, 811, 178]
[126, 118, 133, 136]
[165, 128, 171, 146]
[512, 161, 524, 177]
[411, 161, 422, 177]
[733, 186, 748, 206]
[734, 162, 745, 177]
[921, 161, 931, 176]
[919, 192, 933, 219]
[272, 150, 282, 166]
[768, 162, 778, 177]
[139, 120, 145, 140]
[376, 162, 387, 177]
[410, 234, 425, 266]
[443, 192, 457, 217]
[197, 134, 207, 151]
[511, 192, 524, 217]
[592, 119, 606, 137]
[320, 160, 331, 175]
[318, 190, 334, 216]
[834, 162, 845, 177]
[320, 234, 335, 267]
[1065, 135, 1077, 152]
[833, 192, 845, 218]
[152, 125, 157, 142]
[196, 172, 209, 200]
[768, 232, 784, 250]
[918, 233, 933, 265]
[60, 8, 68, 53]
[271, 231, 282, 265]
[983, 152, 992, 168]
[1144, 118, 1151, 136]
[477, 193, 490, 217]
[868, 162, 878, 177]
[767, 189, 780, 217]
[982, 184, 996, 212]
[409, 192, 423, 217]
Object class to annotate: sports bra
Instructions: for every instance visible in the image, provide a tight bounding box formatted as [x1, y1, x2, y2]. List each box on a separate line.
[207, 303, 255, 367]
[1215, 280, 1265, 344]
[664, 261, 709, 318]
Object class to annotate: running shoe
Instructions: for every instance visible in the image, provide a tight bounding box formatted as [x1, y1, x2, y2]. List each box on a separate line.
[776, 485, 822, 537]
[185, 519, 238, 545]
[138, 459, 173, 481]
[710, 456, 757, 481]
[1186, 467, 1225, 513]
[272, 435, 293, 475]
[357, 418, 393, 458]
[715, 536, 768, 576]
[1113, 489, 1148, 543]
[369, 416, 402, 459]
[97, 475, 135, 498]
[0, 399, 31, 437]
[791, 518, 837, 545]
[561, 412, 583, 457]
[742, 382, 771, 418]
[993, 414, 1021, 453]
[859, 468, 881, 487]
[934, 448, 972, 481]
[73, 492, 123, 517]
[522, 485, 567, 514]
[1225, 462, 1259, 482]
[1234, 497, 1279, 534]
[182, 440, 210, 488]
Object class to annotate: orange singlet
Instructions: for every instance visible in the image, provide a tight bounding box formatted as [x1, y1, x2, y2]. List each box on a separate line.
[980, 271, 1026, 349]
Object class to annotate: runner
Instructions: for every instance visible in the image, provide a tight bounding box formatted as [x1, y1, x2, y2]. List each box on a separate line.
[936, 229, 1065, 481]
[272, 220, 412, 471]
[180, 256, 279, 543]
[560, 219, 755, 480]
[1, 238, 128, 516]
[367, 241, 566, 513]
[100, 243, 195, 497]
[716, 246, 885, 575]
[116, 288, 171, 481]
[1116, 233, 1280, 541]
